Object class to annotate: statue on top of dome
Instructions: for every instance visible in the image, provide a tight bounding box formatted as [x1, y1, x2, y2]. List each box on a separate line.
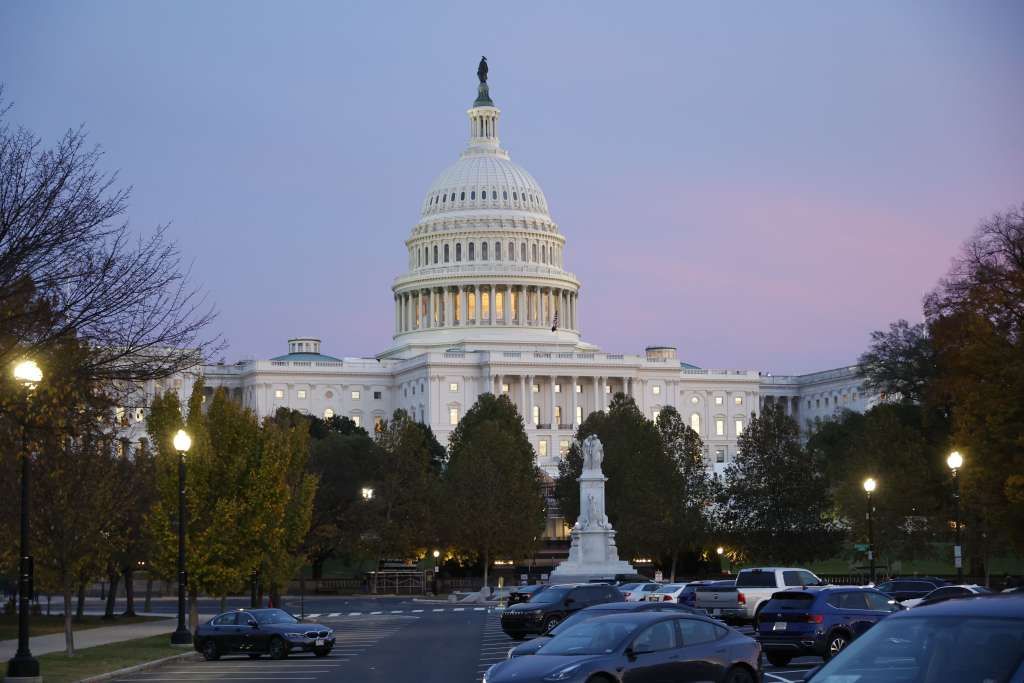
[477, 56, 488, 83]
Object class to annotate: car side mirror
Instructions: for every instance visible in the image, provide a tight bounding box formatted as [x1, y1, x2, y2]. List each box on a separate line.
[624, 646, 636, 661]
[248, 619, 258, 628]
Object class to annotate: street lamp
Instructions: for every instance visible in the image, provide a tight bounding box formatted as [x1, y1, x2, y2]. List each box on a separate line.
[863, 478, 877, 584]
[947, 451, 964, 582]
[432, 550, 441, 594]
[6, 360, 42, 680]
[361, 487, 374, 501]
[170, 429, 192, 645]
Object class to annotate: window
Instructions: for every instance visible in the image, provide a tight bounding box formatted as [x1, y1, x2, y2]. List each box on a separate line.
[559, 440, 570, 456]
[325, 390, 333, 399]
[538, 439, 548, 456]
[865, 592, 898, 612]
[456, 243, 462, 261]
[735, 418, 744, 436]
[481, 242, 487, 260]
[554, 383, 561, 393]
[575, 384, 582, 393]
[508, 241, 514, 260]
[492, 190, 497, 199]
[274, 389, 284, 399]
[542, 244, 547, 263]
[816, 399, 821, 408]
[449, 408, 459, 426]
[632, 621, 677, 653]
[460, 191, 465, 200]
[297, 389, 307, 399]
[690, 396, 699, 404]
[468, 243, 475, 260]
[373, 391, 382, 400]
[433, 245, 438, 263]
[532, 384, 540, 393]
[323, 408, 334, 419]
[652, 385, 661, 395]
[351, 390, 361, 400]
[678, 619, 721, 645]
[532, 405, 540, 425]
[690, 413, 700, 433]
[495, 242, 501, 260]
[351, 415, 361, 427]
[604, 385, 611, 394]
[532, 244, 538, 262]
[714, 396, 724, 406]
[450, 382, 459, 392]
[715, 418, 725, 436]
[501, 383, 509, 393]
[444, 244, 450, 262]
[512, 191, 517, 200]
[734, 395, 743, 405]
[503, 190, 508, 200]
[374, 416, 384, 433]
[521, 243, 527, 261]
[470, 191, 476, 200]
[554, 406, 561, 424]
[715, 448, 726, 463]
[576, 405, 583, 424]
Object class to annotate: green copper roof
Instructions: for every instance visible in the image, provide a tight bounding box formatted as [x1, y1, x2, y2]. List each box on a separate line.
[473, 82, 494, 107]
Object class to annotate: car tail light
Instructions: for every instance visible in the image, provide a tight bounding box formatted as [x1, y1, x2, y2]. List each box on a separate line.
[663, 595, 672, 601]
[807, 614, 824, 624]
[738, 592, 746, 605]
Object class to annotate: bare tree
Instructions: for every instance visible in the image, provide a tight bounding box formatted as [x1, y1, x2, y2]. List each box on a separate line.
[0, 88, 220, 381]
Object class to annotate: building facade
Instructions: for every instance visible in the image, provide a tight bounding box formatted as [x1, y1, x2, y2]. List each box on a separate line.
[127, 69, 874, 481]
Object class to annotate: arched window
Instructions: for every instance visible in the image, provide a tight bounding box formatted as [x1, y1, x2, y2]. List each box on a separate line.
[433, 245, 438, 263]
[542, 245, 547, 263]
[450, 193, 456, 201]
[495, 242, 502, 260]
[532, 244, 538, 262]
[521, 243, 527, 261]
[509, 242, 515, 260]
[455, 243, 462, 261]
[481, 242, 488, 260]
[441, 194, 446, 203]
[417, 250, 421, 267]
[513, 192, 518, 200]
[690, 413, 700, 434]
[460, 191, 465, 200]
[492, 190, 497, 199]
[444, 244, 450, 262]
[503, 190, 508, 200]
[468, 242, 475, 260]
[471, 190, 476, 200]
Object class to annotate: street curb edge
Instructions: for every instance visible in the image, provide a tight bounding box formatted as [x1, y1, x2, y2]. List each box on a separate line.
[79, 650, 201, 683]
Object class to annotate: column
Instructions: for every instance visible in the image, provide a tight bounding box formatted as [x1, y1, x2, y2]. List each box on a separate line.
[526, 374, 534, 428]
[460, 286, 468, 326]
[444, 288, 452, 327]
[593, 376, 601, 412]
[520, 375, 528, 423]
[570, 375, 578, 426]
[424, 289, 432, 328]
[548, 289, 555, 327]
[488, 285, 496, 325]
[549, 376, 556, 427]
[502, 285, 510, 324]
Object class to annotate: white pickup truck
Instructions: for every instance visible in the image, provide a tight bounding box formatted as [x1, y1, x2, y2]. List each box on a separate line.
[735, 567, 827, 623]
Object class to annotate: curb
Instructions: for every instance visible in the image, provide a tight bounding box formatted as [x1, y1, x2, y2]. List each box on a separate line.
[79, 650, 201, 683]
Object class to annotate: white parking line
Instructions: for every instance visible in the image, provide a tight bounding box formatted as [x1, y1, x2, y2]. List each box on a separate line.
[412, 609, 423, 613]
[347, 611, 361, 615]
[327, 612, 340, 617]
[453, 608, 465, 612]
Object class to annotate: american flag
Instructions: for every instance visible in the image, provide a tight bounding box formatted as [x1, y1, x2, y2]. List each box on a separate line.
[551, 310, 559, 332]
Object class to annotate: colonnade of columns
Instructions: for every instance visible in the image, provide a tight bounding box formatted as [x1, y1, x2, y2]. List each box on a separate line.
[482, 373, 640, 429]
[395, 284, 578, 335]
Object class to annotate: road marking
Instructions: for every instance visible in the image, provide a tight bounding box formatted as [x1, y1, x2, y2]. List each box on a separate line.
[328, 612, 341, 617]
[433, 608, 444, 612]
[370, 610, 382, 614]
[390, 610, 404, 613]
[412, 609, 423, 613]
[453, 607, 465, 612]
[347, 611, 362, 615]
[473, 607, 485, 611]
[305, 613, 321, 618]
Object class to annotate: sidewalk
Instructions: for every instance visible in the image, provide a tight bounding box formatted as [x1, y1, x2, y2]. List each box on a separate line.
[0, 616, 209, 659]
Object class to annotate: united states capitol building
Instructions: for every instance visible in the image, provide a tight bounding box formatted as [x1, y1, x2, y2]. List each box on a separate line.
[134, 64, 877, 479]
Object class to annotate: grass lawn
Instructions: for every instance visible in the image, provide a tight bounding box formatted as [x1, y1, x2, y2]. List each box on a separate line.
[36, 634, 189, 683]
[0, 614, 165, 641]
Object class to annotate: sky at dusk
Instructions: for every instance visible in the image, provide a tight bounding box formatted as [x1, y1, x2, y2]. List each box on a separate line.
[2, 1, 1022, 373]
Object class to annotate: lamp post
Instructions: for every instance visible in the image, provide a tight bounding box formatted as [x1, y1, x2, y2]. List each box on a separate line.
[432, 550, 440, 594]
[947, 451, 964, 582]
[863, 478, 877, 584]
[170, 429, 192, 645]
[6, 360, 42, 681]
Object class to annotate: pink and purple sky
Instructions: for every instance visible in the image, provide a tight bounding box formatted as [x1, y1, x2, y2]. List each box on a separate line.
[2, 1, 1022, 373]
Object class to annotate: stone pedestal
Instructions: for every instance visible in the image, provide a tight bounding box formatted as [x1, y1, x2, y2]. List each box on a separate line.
[549, 436, 636, 582]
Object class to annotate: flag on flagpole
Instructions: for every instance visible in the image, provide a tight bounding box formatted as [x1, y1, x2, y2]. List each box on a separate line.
[551, 310, 559, 332]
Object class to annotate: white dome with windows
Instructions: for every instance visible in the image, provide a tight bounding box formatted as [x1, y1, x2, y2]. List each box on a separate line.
[384, 61, 585, 357]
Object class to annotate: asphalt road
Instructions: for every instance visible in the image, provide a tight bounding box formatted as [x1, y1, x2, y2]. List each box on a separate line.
[96, 597, 823, 682]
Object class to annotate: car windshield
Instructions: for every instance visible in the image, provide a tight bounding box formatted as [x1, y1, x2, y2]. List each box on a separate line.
[812, 615, 1024, 683]
[765, 593, 816, 610]
[549, 609, 602, 635]
[253, 609, 298, 625]
[539, 619, 641, 656]
[530, 587, 570, 604]
[654, 584, 684, 594]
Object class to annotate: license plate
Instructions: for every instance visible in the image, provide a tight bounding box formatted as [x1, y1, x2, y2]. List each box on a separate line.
[773, 622, 787, 631]
[315, 638, 324, 646]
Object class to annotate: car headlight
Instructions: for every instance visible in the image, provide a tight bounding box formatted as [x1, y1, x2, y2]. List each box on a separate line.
[507, 646, 516, 659]
[543, 663, 583, 681]
[482, 663, 496, 682]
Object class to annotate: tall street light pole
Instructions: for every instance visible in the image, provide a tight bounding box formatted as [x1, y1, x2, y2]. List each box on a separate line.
[947, 451, 964, 582]
[171, 429, 192, 645]
[6, 360, 43, 681]
[863, 478, 877, 584]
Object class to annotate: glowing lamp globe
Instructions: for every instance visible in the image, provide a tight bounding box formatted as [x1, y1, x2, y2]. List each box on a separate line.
[13, 360, 43, 387]
[173, 429, 192, 453]
[863, 478, 877, 493]
[947, 451, 963, 471]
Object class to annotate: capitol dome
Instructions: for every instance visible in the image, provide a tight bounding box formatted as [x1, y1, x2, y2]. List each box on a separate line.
[386, 62, 583, 356]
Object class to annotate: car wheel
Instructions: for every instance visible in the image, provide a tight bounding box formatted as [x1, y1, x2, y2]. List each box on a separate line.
[824, 632, 849, 660]
[585, 675, 614, 683]
[542, 616, 561, 632]
[767, 653, 792, 667]
[268, 636, 289, 660]
[723, 666, 756, 683]
[201, 639, 220, 661]
[314, 648, 330, 658]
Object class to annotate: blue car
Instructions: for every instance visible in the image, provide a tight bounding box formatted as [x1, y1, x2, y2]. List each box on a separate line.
[755, 587, 901, 666]
[194, 608, 335, 660]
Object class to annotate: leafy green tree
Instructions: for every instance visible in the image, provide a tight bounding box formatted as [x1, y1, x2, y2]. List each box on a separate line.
[721, 403, 842, 564]
[858, 320, 936, 404]
[656, 406, 719, 580]
[444, 394, 544, 587]
[555, 394, 679, 561]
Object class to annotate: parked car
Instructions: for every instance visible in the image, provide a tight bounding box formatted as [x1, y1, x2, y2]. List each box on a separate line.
[874, 577, 949, 602]
[500, 583, 624, 639]
[619, 582, 662, 602]
[735, 567, 825, 623]
[484, 611, 762, 683]
[646, 582, 689, 603]
[508, 584, 548, 605]
[805, 594, 1024, 682]
[677, 580, 715, 607]
[694, 580, 747, 624]
[755, 587, 901, 666]
[194, 608, 335, 660]
[902, 584, 991, 608]
[507, 600, 700, 658]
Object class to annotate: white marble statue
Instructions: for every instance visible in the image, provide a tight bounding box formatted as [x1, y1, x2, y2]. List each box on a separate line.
[582, 434, 604, 472]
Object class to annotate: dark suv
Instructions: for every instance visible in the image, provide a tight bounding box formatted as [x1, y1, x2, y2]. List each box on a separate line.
[756, 587, 901, 666]
[499, 583, 623, 638]
[875, 578, 948, 602]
